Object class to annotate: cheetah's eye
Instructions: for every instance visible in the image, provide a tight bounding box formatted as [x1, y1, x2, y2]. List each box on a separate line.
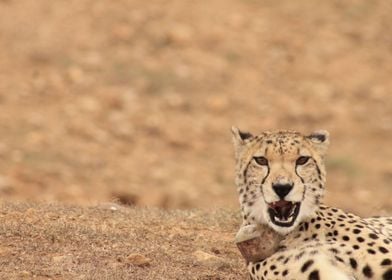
[254, 156, 268, 166]
[296, 156, 310, 166]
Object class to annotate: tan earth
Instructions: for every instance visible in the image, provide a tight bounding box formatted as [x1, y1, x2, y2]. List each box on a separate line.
[0, 202, 246, 279]
[0, 0, 391, 279]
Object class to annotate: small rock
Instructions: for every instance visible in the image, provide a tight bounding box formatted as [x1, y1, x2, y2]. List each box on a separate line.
[19, 271, 31, 278]
[52, 255, 66, 263]
[97, 202, 122, 211]
[51, 255, 74, 267]
[193, 250, 229, 268]
[127, 254, 151, 267]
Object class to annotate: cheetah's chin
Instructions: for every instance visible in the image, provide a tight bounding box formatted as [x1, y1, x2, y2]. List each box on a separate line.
[268, 201, 301, 227]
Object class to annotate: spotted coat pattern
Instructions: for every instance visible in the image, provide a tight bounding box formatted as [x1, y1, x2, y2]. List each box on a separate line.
[231, 128, 392, 280]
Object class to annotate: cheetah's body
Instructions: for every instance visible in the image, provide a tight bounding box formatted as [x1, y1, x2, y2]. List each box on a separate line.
[247, 205, 392, 280]
[231, 128, 392, 280]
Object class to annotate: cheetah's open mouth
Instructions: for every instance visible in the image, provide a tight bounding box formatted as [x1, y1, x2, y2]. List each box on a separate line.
[268, 201, 301, 227]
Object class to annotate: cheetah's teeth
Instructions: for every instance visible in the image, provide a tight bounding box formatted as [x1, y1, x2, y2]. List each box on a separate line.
[268, 201, 301, 227]
[274, 215, 295, 223]
[289, 206, 296, 217]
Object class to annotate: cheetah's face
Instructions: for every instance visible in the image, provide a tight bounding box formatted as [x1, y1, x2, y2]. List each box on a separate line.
[232, 128, 329, 235]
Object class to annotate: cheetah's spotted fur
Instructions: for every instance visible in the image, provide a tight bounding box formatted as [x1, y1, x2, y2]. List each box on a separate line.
[232, 128, 392, 280]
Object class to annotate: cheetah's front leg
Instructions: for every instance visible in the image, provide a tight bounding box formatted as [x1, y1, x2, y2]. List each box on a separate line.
[248, 250, 353, 280]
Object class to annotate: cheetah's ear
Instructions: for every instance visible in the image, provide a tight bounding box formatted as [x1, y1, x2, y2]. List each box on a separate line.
[306, 130, 330, 156]
[231, 126, 253, 143]
[231, 126, 253, 156]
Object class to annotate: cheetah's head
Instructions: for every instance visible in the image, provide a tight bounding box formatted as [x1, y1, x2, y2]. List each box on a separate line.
[232, 128, 329, 235]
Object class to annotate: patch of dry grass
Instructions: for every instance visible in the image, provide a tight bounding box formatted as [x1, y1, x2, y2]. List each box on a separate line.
[0, 201, 245, 279]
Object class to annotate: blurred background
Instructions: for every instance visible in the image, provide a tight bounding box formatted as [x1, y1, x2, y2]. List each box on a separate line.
[0, 0, 391, 216]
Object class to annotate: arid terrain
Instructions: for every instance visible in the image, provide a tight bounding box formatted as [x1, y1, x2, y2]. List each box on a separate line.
[0, 0, 391, 279]
[0, 202, 245, 279]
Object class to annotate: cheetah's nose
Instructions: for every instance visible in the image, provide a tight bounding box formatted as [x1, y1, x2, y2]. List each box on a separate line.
[272, 184, 293, 199]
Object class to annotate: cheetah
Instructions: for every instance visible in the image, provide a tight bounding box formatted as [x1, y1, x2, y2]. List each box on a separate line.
[231, 127, 392, 280]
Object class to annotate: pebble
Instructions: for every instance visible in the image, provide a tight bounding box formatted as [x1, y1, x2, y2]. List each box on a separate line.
[193, 250, 229, 268]
[127, 254, 151, 267]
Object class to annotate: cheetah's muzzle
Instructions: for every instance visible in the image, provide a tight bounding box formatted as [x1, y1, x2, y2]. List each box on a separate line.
[268, 201, 301, 227]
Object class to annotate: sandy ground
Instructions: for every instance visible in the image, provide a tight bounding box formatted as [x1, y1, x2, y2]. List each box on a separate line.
[0, 201, 245, 279]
